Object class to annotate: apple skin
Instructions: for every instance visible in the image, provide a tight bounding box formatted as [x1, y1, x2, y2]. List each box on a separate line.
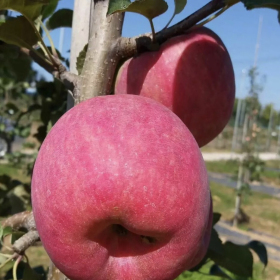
[115, 27, 235, 147]
[31, 95, 212, 280]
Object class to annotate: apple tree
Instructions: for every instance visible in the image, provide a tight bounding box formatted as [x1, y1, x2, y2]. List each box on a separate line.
[0, 0, 277, 279]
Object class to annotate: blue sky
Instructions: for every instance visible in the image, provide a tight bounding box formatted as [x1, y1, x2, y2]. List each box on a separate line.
[37, 0, 280, 109]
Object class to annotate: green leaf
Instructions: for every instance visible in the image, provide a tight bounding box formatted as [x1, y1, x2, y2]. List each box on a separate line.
[189, 255, 208, 272]
[0, 123, 6, 131]
[37, 46, 65, 61]
[5, 102, 19, 114]
[23, 263, 44, 280]
[174, 0, 187, 15]
[0, 16, 38, 49]
[0, 175, 11, 187]
[47, 121, 52, 133]
[20, 126, 31, 138]
[165, 0, 187, 28]
[208, 228, 224, 255]
[46, 8, 73, 30]
[76, 43, 88, 75]
[108, 0, 168, 20]
[240, 0, 280, 23]
[9, 52, 33, 81]
[212, 242, 253, 278]
[209, 264, 233, 279]
[241, 0, 280, 9]
[0, 15, 5, 25]
[213, 212, 221, 225]
[42, 0, 60, 20]
[108, 0, 131, 15]
[247, 240, 268, 267]
[3, 226, 13, 238]
[0, 0, 49, 21]
[0, 225, 3, 239]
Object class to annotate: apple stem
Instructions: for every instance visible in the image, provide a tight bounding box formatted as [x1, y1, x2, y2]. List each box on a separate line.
[149, 19, 156, 42]
[191, 5, 229, 30]
[13, 255, 23, 280]
[163, 8, 176, 29]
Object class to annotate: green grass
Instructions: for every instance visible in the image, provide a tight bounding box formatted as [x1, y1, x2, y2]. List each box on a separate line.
[210, 181, 280, 236]
[176, 260, 280, 280]
[205, 160, 239, 176]
[206, 160, 280, 187]
[265, 160, 280, 169]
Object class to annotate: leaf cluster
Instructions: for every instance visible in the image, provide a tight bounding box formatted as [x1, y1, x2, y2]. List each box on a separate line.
[189, 213, 268, 279]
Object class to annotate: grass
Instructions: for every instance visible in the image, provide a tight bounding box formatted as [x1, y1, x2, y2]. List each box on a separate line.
[210, 181, 280, 236]
[176, 260, 280, 280]
[206, 160, 280, 187]
[262, 160, 280, 169]
[205, 160, 239, 176]
[200, 146, 231, 153]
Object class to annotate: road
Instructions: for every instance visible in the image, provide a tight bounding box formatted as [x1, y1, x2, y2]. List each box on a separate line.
[202, 152, 280, 162]
[201, 152, 280, 198]
[208, 172, 280, 198]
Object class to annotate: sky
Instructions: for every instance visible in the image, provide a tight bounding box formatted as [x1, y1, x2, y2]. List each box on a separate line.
[36, 0, 280, 110]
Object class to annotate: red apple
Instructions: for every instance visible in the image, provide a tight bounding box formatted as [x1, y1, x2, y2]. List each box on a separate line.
[115, 27, 235, 147]
[31, 95, 212, 280]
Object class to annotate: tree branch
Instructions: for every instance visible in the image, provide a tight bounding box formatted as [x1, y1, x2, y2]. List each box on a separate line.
[117, 0, 227, 58]
[2, 211, 35, 231]
[2, 211, 40, 255]
[77, 0, 124, 103]
[13, 230, 40, 254]
[20, 48, 79, 93]
[19, 48, 54, 74]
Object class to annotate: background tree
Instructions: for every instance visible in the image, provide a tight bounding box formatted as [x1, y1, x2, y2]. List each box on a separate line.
[233, 66, 265, 227]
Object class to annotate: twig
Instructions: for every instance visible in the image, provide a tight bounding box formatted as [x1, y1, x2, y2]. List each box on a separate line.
[0, 254, 16, 269]
[3, 211, 35, 231]
[192, 4, 229, 29]
[12, 230, 40, 255]
[2, 211, 40, 254]
[51, 56, 79, 93]
[20, 48, 55, 74]
[19, 48, 79, 92]
[117, 0, 227, 58]
[13, 255, 23, 280]
[40, 20, 59, 58]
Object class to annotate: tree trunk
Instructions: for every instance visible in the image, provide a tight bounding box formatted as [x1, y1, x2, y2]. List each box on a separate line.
[47, 0, 124, 279]
[67, 0, 92, 110]
[6, 139, 12, 154]
[233, 113, 249, 227]
[233, 161, 243, 227]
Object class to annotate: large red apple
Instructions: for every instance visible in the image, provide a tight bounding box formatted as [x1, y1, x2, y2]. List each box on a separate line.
[31, 95, 212, 280]
[115, 27, 235, 147]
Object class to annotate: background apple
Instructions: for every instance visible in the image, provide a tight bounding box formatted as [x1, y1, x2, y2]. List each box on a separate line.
[32, 95, 212, 280]
[115, 27, 235, 147]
